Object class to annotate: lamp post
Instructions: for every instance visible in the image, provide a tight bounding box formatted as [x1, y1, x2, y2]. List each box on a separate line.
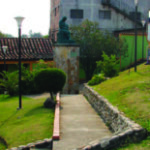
[14, 16, 25, 109]
[141, 20, 146, 61]
[2, 46, 8, 71]
[134, 0, 138, 72]
[147, 10, 150, 64]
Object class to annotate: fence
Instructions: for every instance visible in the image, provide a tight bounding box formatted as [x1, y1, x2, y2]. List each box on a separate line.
[120, 33, 148, 69]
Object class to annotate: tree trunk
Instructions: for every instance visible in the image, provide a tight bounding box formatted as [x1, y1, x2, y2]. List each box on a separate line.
[50, 92, 54, 101]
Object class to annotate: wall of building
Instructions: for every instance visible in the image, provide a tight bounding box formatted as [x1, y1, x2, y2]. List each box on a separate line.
[50, 0, 61, 40]
[59, 0, 135, 32]
[138, 0, 150, 19]
[50, 0, 150, 39]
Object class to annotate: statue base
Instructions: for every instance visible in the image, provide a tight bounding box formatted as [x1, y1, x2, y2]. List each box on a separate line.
[54, 43, 80, 94]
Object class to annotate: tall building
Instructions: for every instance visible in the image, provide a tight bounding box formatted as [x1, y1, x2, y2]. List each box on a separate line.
[50, 0, 149, 40]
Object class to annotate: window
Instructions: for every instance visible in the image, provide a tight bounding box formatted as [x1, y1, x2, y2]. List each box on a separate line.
[99, 10, 111, 19]
[54, 8, 57, 16]
[70, 9, 83, 19]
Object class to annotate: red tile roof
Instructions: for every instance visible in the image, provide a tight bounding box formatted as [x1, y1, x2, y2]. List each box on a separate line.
[0, 38, 53, 61]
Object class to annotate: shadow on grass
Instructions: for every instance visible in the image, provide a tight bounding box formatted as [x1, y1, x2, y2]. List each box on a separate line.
[0, 136, 8, 149]
[24, 106, 54, 117]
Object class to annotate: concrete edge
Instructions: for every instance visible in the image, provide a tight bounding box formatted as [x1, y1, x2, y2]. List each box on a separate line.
[53, 93, 60, 140]
[80, 84, 148, 150]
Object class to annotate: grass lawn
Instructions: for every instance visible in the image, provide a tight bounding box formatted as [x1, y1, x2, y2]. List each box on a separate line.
[0, 95, 54, 149]
[92, 63, 150, 150]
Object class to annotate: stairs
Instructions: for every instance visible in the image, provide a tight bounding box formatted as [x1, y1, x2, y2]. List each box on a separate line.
[101, 0, 142, 24]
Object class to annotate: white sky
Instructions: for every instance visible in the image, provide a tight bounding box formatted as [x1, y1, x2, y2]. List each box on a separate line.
[0, 0, 50, 37]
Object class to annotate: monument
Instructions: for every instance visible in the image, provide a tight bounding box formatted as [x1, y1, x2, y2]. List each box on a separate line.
[57, 16, 74, 43]
[54, 17, 80, 94]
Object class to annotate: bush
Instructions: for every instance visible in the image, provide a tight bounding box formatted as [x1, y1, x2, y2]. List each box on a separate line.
[34, 68, 66, 99]
[88, 74, 106, 86]
[96, 52, 120, 77]
[21, 65, 40, 94]
[33, 59, 55, 71]
[0, 71, 18, 96]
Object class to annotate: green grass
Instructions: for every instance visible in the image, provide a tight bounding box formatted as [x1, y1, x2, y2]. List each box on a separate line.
[79, 67, 86, 80]
[0, 95, 54, 149]
[91, 63, 150, 150]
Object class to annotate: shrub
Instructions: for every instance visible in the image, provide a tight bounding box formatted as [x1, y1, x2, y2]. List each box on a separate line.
[21, 68, 37, 94]
[0, 71, 18, 96]
[34, 68, 66, 100]
[33, 59, 55, 71]
[88, 74, 106, 86]
[96, 52, 120, 77]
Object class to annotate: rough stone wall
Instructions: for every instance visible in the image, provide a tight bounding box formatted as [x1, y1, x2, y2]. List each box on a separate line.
[80, 84, 147, 150]
[8, 138, 53, 150]
[54, 44, 80, 94]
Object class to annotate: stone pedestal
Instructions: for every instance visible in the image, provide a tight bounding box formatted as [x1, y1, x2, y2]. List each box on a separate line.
[54, 43, 80, 94]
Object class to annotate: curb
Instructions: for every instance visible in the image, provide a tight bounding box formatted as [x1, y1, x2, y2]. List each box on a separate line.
[52, 93, 60, 140]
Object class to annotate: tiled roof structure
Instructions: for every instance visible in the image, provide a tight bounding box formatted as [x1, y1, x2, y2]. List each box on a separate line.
[0, 38, 53, 61]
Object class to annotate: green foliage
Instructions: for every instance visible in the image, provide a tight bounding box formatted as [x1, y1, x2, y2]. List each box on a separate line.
[33, 59, 55, 71]
[70, 19, 128, 80]
[88, 74, 106, 86]
[43, 35, 49, 39]
[96, 52, 120, 77]
[0, 31, 6, 38]
[34, 68, 66, 99]
[21, 65, 37, 94]
[0, 71, 18, 96]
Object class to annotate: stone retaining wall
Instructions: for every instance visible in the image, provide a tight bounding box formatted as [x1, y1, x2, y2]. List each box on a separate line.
[80, 84, 147, 150]
[7, 138, 53, 150]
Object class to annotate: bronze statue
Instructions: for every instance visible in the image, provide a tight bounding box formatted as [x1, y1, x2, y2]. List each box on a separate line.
[57, 16, 74, 43]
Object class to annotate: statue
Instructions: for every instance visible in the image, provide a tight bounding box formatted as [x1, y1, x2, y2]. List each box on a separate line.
[57, 16, 74, 43]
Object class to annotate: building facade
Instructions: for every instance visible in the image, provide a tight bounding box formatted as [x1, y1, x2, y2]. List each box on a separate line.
[50, 0, 149, 40]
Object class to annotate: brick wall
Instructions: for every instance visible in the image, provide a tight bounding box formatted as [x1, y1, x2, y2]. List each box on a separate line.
[50, 0, 61, 41]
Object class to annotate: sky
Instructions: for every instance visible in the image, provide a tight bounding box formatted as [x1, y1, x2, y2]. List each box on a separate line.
[0, 0, 50, 37]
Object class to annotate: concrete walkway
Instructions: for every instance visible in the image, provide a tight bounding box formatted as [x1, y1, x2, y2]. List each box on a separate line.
[53, 95, 112, 150]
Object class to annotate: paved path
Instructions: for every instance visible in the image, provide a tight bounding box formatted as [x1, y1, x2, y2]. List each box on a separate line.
[25, 93, 50, 99]
[53, 95, 112, 150]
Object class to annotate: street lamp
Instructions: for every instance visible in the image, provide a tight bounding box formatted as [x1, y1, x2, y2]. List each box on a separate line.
[134, 0, 138, 72]
[146, 10, 150, 64]
[141, 20, 146, 61]
[2, 46, 8, 71]
[14, 16, 25, 109]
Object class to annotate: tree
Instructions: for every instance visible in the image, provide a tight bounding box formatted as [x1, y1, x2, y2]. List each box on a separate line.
[0, 31, 6, 38]
[34, 68, 66, 100]
[22, 34, 28, 38]
[70, 20, 128, 80]
[29, 31, 43, 38]
[43, 35, 49, 39]
[5, 34, 14, 38]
